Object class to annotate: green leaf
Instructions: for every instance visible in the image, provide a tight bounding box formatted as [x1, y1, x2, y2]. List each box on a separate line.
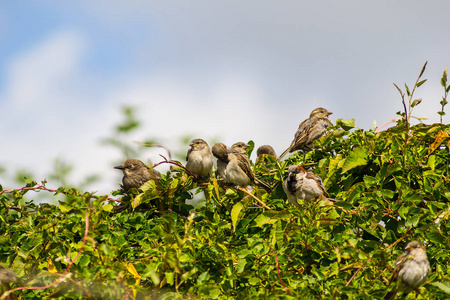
[411, 98, 422, 107]
[102, 203, 114, 212]
[341, 147, 369, 174]
[336, 118, 356, 131]
[416, 79, 427, 88]
[231, 201, 244, 232]
[431, 282, 450, 294]
[253, 211, 278, 227]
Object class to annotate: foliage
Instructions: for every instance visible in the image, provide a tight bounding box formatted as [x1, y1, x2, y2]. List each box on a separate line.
[1, 66, 450, 299]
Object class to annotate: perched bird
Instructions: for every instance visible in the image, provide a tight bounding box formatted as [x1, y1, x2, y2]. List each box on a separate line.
[226, 149, 255, 186]
[231, 142, 250, 155]
[384, 241, 430, 300]
[186, 138, 214, 177]
[114, 159, 161, 191]
[255, 145, 277, 165]
[282, 164, 329, 207]
[279, 107, 333, 159]
[0, 268, 17, 285]
[212, 142, 230, 179]
[212, 142, 271, 190]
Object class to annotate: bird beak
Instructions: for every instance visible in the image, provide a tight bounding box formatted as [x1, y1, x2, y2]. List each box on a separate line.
[244, 144, 250, 149]
[189, 142, 196, 147]
[114, 165, 125, 170]
[327, 111, 333, 116]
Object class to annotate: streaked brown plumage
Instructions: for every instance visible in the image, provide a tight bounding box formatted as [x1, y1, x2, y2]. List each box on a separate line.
[384, 241, 430, 300]
[186, 138, 213, 177]
[114, 159, 161, 191]
[279, 107, 333, 159]
[282, 164, 329, 207]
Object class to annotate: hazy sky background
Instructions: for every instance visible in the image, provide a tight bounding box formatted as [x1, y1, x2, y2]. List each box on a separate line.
[1, 1, 449, 194]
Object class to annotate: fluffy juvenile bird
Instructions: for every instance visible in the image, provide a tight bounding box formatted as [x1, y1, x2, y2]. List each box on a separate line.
[255, 145, 277, 165]
[279, 107, 333, 159]
[212, 142, 230, 179]
[384, 241, 430, 300]
[282, 164, 329, 207]
[186, 138, 213, 177]
[114, 159, 161, 191]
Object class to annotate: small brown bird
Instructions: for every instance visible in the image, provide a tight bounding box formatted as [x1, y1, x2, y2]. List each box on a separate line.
[255, 145, 277, 165]
[212, 142, 230, 179]
[384, 241, 430, 300]
[114, 159, 161, 191]
[279, 107, 333, 159]
[282, 164, 329, 207]
[231, 142, 250, 155]
[0, 268, 17, 285]
[226, 149, 255, 186]
[186, 139, 214, 177]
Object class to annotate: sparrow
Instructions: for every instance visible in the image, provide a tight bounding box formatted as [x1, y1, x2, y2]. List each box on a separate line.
[212, 142, 271, 190]
[114, 159, 161, 191]
[0, 268, 17, 285]
[225, 148, 255, 186]
[255, 145, 277, 165]
[186, 138, 214, 177]
[212, 142, 230, 179]
[384, 241, 430, 300]
[231, 142, 250, 155]
[279, 107, 333, 159]
[282, 164, 329, 207]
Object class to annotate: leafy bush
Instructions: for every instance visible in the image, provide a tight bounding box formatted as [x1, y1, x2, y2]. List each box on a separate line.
[1, 64, 449, 299]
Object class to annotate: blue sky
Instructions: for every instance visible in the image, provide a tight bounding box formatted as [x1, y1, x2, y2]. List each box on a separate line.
[1, 1, 449, 194]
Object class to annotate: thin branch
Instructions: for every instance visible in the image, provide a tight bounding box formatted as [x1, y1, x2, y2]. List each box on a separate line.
[0, 185, 121, 203]
[134, 141, 172, 161]
[273, 249, 293, 297]
[345, 267, 362, 286]
[238, 187, 272, 210]
[153, 154, 196, 177]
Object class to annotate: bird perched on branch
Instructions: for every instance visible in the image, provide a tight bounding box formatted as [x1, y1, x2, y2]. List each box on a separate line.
[231, 142, 250, 155]
[212, 142, 271, 190]
[255, 145, 277, 165]
[226, 148, 255, 187]
[186, 138, 213, 177]
[212, 142, 230, 179]
[279, 107, 333, 159]
[282, 164, 329, 207]
[114, 159, 161, 191]
[384, 241, 430, 300]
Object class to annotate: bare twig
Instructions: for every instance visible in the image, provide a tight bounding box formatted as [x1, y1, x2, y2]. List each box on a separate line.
[238, 187, 272, 210]
[0, 185, 121, 203]
[273, 249, 293, 296]
[133, 141, 172, 161]
[345, 267, 362, 286]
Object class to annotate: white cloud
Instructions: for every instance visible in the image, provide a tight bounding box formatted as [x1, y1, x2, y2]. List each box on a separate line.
[4, 30, 87, 111]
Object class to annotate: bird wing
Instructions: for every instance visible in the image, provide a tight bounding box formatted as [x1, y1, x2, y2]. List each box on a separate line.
[305, 172, 329, 198]
[235, 153, 255, 182]
[186, 148, 193, 162]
